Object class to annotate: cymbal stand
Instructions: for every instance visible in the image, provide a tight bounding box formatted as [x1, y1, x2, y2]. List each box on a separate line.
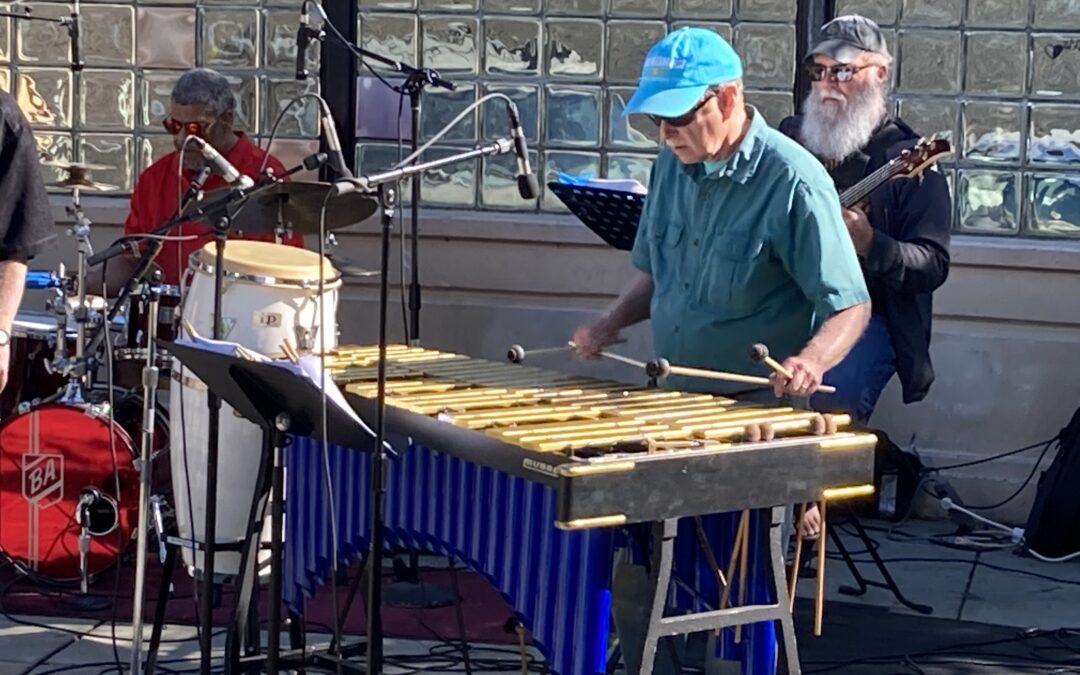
[59, 185, 96, 403]
[130, 281, 162, 675]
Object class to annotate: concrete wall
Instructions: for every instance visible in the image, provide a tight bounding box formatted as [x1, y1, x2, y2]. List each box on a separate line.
[31, 198, 1080, 524]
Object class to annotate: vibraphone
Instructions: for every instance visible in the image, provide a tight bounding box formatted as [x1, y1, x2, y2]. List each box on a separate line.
[284, 345, 876, 675]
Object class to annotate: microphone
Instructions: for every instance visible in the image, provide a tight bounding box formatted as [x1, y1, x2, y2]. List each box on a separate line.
[295, 0, 312, 81]
[318, 99, 353, 179]
[190, 137, 254, 189]
[506, 102, 538, 200]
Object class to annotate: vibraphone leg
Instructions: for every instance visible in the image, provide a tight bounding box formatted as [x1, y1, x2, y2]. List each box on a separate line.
[288, 611, 306, 675]
[144, 543, 177, 675]
[639, 519, 680, 675]
[768, 506, 801, 675]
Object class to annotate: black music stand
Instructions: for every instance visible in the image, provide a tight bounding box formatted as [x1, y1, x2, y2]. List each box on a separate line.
[547, 181, 645, 251]
[156, 341, 378, 675]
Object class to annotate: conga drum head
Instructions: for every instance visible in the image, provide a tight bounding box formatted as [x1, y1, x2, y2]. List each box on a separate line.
[0, 404, 139, 581]
[194, 240, 339, 285]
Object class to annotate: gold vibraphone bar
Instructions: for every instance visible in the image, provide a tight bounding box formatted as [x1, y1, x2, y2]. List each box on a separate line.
[328, 344, 877, 530]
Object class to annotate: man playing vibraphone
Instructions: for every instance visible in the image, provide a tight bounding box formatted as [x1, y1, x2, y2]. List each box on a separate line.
[573, 28, 871, 674]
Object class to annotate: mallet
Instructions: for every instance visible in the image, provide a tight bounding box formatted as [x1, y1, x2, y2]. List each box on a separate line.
[748, 343, 836, 394]
[645, 358, 774, 387]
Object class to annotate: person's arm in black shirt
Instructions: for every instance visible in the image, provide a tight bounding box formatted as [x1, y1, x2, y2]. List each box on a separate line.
[861, 168, 951, 295]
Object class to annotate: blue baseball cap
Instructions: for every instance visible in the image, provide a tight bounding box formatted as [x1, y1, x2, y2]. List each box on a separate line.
[623, 27, 743, 118]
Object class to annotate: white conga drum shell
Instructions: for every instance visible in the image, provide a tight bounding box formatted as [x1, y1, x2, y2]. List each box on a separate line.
[170, 240, 341, 580]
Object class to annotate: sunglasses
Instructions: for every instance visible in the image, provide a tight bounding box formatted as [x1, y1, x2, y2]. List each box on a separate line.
[162, 116, 218, 137]
[647, 91, 716, 128]
[806, 63, 875, 82]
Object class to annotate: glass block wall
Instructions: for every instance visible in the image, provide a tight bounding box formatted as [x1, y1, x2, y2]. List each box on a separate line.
[0, 0, 320, 194]
[836, 0, 1080, 237]
[353, 0, 800, 211]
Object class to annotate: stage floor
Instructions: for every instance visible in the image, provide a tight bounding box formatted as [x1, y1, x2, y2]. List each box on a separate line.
[1, 518, 1077, 674]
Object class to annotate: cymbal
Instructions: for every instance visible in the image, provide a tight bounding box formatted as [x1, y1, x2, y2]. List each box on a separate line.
[197, 181, 378, 235]
[41, 161, 114, 172]
[47, 175, 119, 191]
[327, 256, 379, 278]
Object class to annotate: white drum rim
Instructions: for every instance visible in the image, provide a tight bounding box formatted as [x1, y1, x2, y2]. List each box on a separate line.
[187, 250, 343, 289]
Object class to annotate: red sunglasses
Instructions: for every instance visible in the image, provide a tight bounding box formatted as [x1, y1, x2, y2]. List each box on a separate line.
[162, 116, 217, 137]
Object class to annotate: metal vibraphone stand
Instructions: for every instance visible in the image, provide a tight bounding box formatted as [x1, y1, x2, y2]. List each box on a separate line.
[632, 508, 802, 675]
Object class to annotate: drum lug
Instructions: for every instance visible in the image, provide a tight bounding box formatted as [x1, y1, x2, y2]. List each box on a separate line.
[294, 326, 317, 351]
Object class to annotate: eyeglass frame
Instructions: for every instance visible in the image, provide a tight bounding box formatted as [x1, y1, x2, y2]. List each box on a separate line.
[162, 116, 220, 138]
[805, 62, 876, 83]
[646, 89, 719, 128]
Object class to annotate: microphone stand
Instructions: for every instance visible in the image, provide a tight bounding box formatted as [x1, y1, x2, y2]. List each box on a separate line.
[342, 40, 456, 347]
[335, 137, 513, 675]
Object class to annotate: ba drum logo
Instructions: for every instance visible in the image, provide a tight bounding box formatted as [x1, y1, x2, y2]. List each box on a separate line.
[22, 454, 64, 507]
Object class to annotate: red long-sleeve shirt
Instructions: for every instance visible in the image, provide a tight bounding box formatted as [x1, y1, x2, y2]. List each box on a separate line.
[123, 132, 304, 285]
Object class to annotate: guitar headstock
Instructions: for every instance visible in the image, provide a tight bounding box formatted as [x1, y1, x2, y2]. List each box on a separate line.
[895, 136, 953, 179]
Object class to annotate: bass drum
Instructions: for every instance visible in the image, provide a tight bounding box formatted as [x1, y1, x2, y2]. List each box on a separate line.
[0, 403, 140, 581]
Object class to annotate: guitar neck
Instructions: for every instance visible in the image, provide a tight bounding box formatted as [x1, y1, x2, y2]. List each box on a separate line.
[838, 157, 904, 209]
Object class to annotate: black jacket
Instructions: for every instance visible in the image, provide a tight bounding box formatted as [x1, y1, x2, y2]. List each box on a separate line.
[779, 115, 951, 404]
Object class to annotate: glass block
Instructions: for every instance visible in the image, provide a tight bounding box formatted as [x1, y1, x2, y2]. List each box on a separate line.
[139, 70, 182, 130]
[420, 83, 477, 142]
[0, 4, 11, 63]
[421, 0, 479, 10]
[1032, 34, 1080, 99]
[265, 9, 320, 74]
[223, 72, 259, 134]
[78, 133, 134, 192]
[355, 75, 413, 142]
[962, 101, 1022, 163]
[546, 19, 603, 80]
[735, 0, 795, 22]
[79, 69, 134, 131]
[484, 0, 541, 12]
[136, 8, 196, 69]
[1028, 172, 1080, 236]
[897, 30, 961, 94]
[484, 18, 541, 77]
[355, 142, 412, 204]
[263, 77, 319, 138]
[420, 146, 477, 206]
[966, 0, 1028, 28]
[359, 13, 417, 75]
[607, 153, 653, 185]
[609, 0, 669, 18]
[541, 150, 600, 211]
[481, 149, 540, 209]
[201, 8, 260, 69]
[200, 0, 260, 4]
[483, 83, 539, 143]
[0, 68, 8, 92]
[546, 0, 603, 14]
[268, 138, 323, 181]
[900, 0, 961, 26]
[672, 0, 732, 18]
[36, 131, 73, 187]
[16, 3, 71, 65]
[964, 32, 1027, 97]
[957, 170, 1020, 234]
[671, 22, 732, 41]
[896, 96, 958, 141]
[833, 0, 898, 26]
[422, 16, 479, 75]
[1028, 104, 1080, 165]
[15, 67, 72, 128]
[1034, 0, 1080, 29]
[361, 0, 416, 9]
[607, 86, 658, 148]
[137, 134, 175, 173]
[734, 23, 795, 88]
[746, 90, 793, 127]
[606, 21, 666, 84]
[544, 85, 601, 147]
[82, 4, 135, 66]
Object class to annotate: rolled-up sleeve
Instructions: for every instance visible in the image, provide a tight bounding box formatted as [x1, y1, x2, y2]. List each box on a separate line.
[775, 180, 870, 320]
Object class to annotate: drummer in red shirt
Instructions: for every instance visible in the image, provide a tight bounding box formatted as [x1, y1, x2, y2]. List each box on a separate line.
[124, 68, 304, 286]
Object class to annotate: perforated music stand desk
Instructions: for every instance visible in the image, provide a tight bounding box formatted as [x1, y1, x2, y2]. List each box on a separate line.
[547, 181, 645, 251]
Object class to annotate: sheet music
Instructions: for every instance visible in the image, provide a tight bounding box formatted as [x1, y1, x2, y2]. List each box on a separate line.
[557, 172, 648, 195]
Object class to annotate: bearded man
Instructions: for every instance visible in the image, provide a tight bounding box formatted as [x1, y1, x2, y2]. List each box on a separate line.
[779, 15, 952, 537]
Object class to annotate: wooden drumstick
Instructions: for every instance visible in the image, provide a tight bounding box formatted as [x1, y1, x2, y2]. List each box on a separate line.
[646, 358, 774, 387]
[788, 502, 806, 612]
[815, 499, 828, 636]
[748, 343, 837, 394]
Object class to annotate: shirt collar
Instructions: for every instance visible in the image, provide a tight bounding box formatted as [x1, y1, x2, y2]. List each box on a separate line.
[690, 106, 767, 185]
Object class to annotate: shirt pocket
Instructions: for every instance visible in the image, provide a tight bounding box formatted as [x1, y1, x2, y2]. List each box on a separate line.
[699, 231, 766, 312]
[646, 219, 686, 275]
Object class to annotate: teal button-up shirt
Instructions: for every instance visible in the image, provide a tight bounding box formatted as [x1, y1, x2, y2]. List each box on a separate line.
[630, 108, 870, 394]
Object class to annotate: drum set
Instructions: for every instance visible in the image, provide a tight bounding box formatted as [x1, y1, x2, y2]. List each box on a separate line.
[0, 160, 376, 595]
